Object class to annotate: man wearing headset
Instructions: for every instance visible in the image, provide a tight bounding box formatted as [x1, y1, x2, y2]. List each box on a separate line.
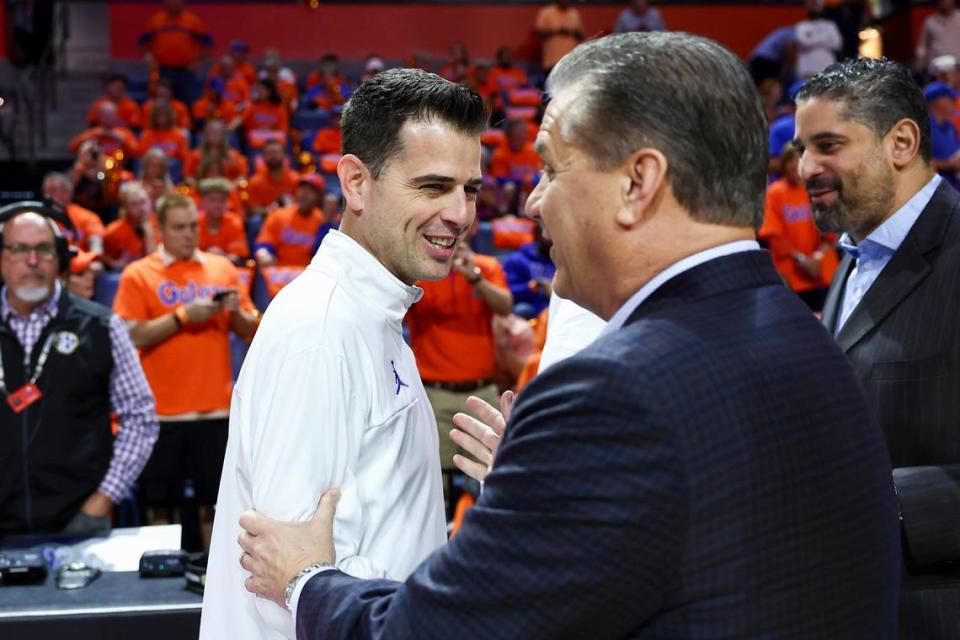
[0, 202, 159, 536]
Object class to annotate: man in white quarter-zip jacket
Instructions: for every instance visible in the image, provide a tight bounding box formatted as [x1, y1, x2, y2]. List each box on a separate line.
[200, 68, 488, 640]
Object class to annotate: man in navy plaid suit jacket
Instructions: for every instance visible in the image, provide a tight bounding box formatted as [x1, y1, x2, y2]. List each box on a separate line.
[237, 33, 901, 639]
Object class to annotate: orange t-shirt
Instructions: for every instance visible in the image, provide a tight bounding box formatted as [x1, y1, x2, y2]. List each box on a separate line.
[142, 98, 191, 130]
[245, 168, 300, 211]
[191, 96, 239, 126]
[69, 126, 138, 158]
[88, 96, 143, 129]
[490, 66, 530, 91]
[489, 143, 543, 183]
[139, 128, 189, 164]
[535, 5, 584, 69]
[255, 205, 326, 266]
[222, 75, 250, 106]
[64, 204, 105, 252]
[141, 9, 210, 69]
[104, 218, 148, 264]
[199, 211, 250, 259]
[184, 147, 248, 180]
[406, 254, 508, 382]
[311, 128, 342, 155]
[758, 178, 839, 292]
[113, 251, 254, 416]
[243, 103, 289, 148]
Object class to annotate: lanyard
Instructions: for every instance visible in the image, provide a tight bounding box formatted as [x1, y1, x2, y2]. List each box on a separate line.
[0, 332, 56, 396]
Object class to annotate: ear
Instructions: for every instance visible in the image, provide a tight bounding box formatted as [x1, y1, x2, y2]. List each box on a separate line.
[615, 148, 668, 228]
[337, 154, 368, 214]
[885, 118, 921, 169]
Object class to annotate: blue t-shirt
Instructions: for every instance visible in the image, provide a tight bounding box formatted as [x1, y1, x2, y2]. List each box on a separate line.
[930, 116, 960, 189]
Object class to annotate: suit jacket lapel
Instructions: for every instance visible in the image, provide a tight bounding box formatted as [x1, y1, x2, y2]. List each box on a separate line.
[834, 182, 957, 353]
[822, 254, 854, 336]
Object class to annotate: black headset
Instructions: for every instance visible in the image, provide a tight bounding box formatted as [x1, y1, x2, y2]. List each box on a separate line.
[0, 200, 76, 274]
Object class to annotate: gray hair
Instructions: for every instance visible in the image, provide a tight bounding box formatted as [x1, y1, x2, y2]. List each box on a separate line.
[546, 32, 768, 229]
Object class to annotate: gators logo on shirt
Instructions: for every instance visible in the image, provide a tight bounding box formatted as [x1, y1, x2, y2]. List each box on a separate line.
[157, 280, 224, 307]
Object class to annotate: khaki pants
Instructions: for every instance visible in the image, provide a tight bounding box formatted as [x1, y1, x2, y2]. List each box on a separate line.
[425, 383, 500, 472]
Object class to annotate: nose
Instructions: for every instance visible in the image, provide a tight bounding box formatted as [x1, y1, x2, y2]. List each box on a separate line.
[442, 187, 473, 231]
[797, 148, 821, 182]
[524, 178, 545, 221]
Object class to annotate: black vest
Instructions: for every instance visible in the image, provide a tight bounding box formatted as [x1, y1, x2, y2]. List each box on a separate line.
[0, 293, 114, 534]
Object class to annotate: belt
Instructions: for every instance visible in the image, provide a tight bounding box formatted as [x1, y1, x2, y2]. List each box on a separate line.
[422, 378, 494, 393]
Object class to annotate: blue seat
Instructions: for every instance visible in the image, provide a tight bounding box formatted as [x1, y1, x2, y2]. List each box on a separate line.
[127, 75, 150, 104]
[230, 333, 249, 382]
[93, 272, 122, 308]
[167, 157, 184, 184]
[251, 269, 271, 312]
[293, 110, 330, 133]
[245, 214, 264, 252]
[472, 221, 494, 255]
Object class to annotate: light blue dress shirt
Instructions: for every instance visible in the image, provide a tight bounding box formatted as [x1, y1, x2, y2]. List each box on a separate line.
[835, 174, 942, 333]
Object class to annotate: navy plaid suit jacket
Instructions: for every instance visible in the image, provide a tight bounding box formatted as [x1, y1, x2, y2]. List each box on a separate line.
[296, 251, 901, 639]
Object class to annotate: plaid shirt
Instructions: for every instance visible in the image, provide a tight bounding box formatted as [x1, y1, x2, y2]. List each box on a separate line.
[0, 283, 158, 503]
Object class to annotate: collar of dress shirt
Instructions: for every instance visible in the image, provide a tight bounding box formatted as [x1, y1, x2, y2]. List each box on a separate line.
[838, 174, 942, 260]
[601, 239, 761, 337]
[160, 245, 205, 267]
[311, 230, 423, 325]
[1, 279, 62, 323]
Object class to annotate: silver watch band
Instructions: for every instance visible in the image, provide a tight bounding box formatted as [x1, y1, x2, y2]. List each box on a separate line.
[284, 562, 334, 611]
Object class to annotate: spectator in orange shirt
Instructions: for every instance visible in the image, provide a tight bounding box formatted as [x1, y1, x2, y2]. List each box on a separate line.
[70, 102, 139, 162]
[103, 181, 158, 270]
[209, 54, 251, 107]
[758, 144, 838, 311]
[139, 148, 176, 205]
[254, 173, 329, 267]
[440, 42, 472, 84]
[489, 119, 543, 187]
[142, 79, 192, 131]
[242, 79, 289, 150]
[228, 41, 257, 85]
[535, 0, 584, 72]
[321, 191, 343, 228]
[260, 49, 299, 111]
[185, 119, 247, 182]
[490, 46, 530, 91]
[139, 100, 190, 165]
[197, 177, 249, 262]
[139, 0, 211, 103]
[304, 53, 352, 111]
[311, 106, 343, 155]
[42, 172, 105, 254]
[88, 74, 142, 130]
[405, 238, 512, 498]
[67, 250, 104, 300]
[466, 61, 500, 113]
[113, 191, 257, 550]
[191, 76, 241, 132]
[245, 139, 299, 216]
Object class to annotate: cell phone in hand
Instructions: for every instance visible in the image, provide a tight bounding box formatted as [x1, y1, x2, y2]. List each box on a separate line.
[212, 289, 236, 303]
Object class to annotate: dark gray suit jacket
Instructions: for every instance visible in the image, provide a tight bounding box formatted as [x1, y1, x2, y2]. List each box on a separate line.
[822, 179, 960, 640]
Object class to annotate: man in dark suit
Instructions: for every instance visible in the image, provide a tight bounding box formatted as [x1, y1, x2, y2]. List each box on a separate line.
[795, 57, 960, 640]
[237, 33, 901, 639]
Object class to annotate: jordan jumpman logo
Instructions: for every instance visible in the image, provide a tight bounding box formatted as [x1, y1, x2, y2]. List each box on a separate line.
[392, 360, 409, 395]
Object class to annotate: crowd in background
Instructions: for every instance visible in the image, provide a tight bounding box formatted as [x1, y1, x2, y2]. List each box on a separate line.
[14, 0, 960, 537]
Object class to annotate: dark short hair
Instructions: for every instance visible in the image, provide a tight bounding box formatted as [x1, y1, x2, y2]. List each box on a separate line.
[796, 57, 931, 162]
[341, 68, 487, 179]
[546, 32, 768, 229]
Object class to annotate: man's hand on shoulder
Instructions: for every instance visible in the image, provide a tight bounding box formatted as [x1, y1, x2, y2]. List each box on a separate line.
[238, 489, 341, 609]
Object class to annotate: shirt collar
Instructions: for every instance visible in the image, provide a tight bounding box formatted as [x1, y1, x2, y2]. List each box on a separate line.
[159, 245, 205, 267]
[601, 239, 761, 337]
[1, 280, 62, 323]
[839, 174, 942, 260]
[310, 230, 423, 326]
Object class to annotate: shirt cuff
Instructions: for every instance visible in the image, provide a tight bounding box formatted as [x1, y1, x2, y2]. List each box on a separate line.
[290, 566, 338, 625]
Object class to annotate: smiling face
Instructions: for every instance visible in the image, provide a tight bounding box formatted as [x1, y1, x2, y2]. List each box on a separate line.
[346, 119, 482, 284]
[794, 97, 896, 240]
[524, 86, 622, 314]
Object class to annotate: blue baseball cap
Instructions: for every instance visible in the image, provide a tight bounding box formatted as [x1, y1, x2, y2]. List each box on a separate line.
[924, 82, 957, 103]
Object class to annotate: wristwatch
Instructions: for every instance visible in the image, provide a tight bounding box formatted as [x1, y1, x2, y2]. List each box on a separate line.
[284, 562, 334, 611]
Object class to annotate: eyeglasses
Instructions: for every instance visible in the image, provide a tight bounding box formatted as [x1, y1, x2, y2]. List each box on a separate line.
[3, 243, 58, 261]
